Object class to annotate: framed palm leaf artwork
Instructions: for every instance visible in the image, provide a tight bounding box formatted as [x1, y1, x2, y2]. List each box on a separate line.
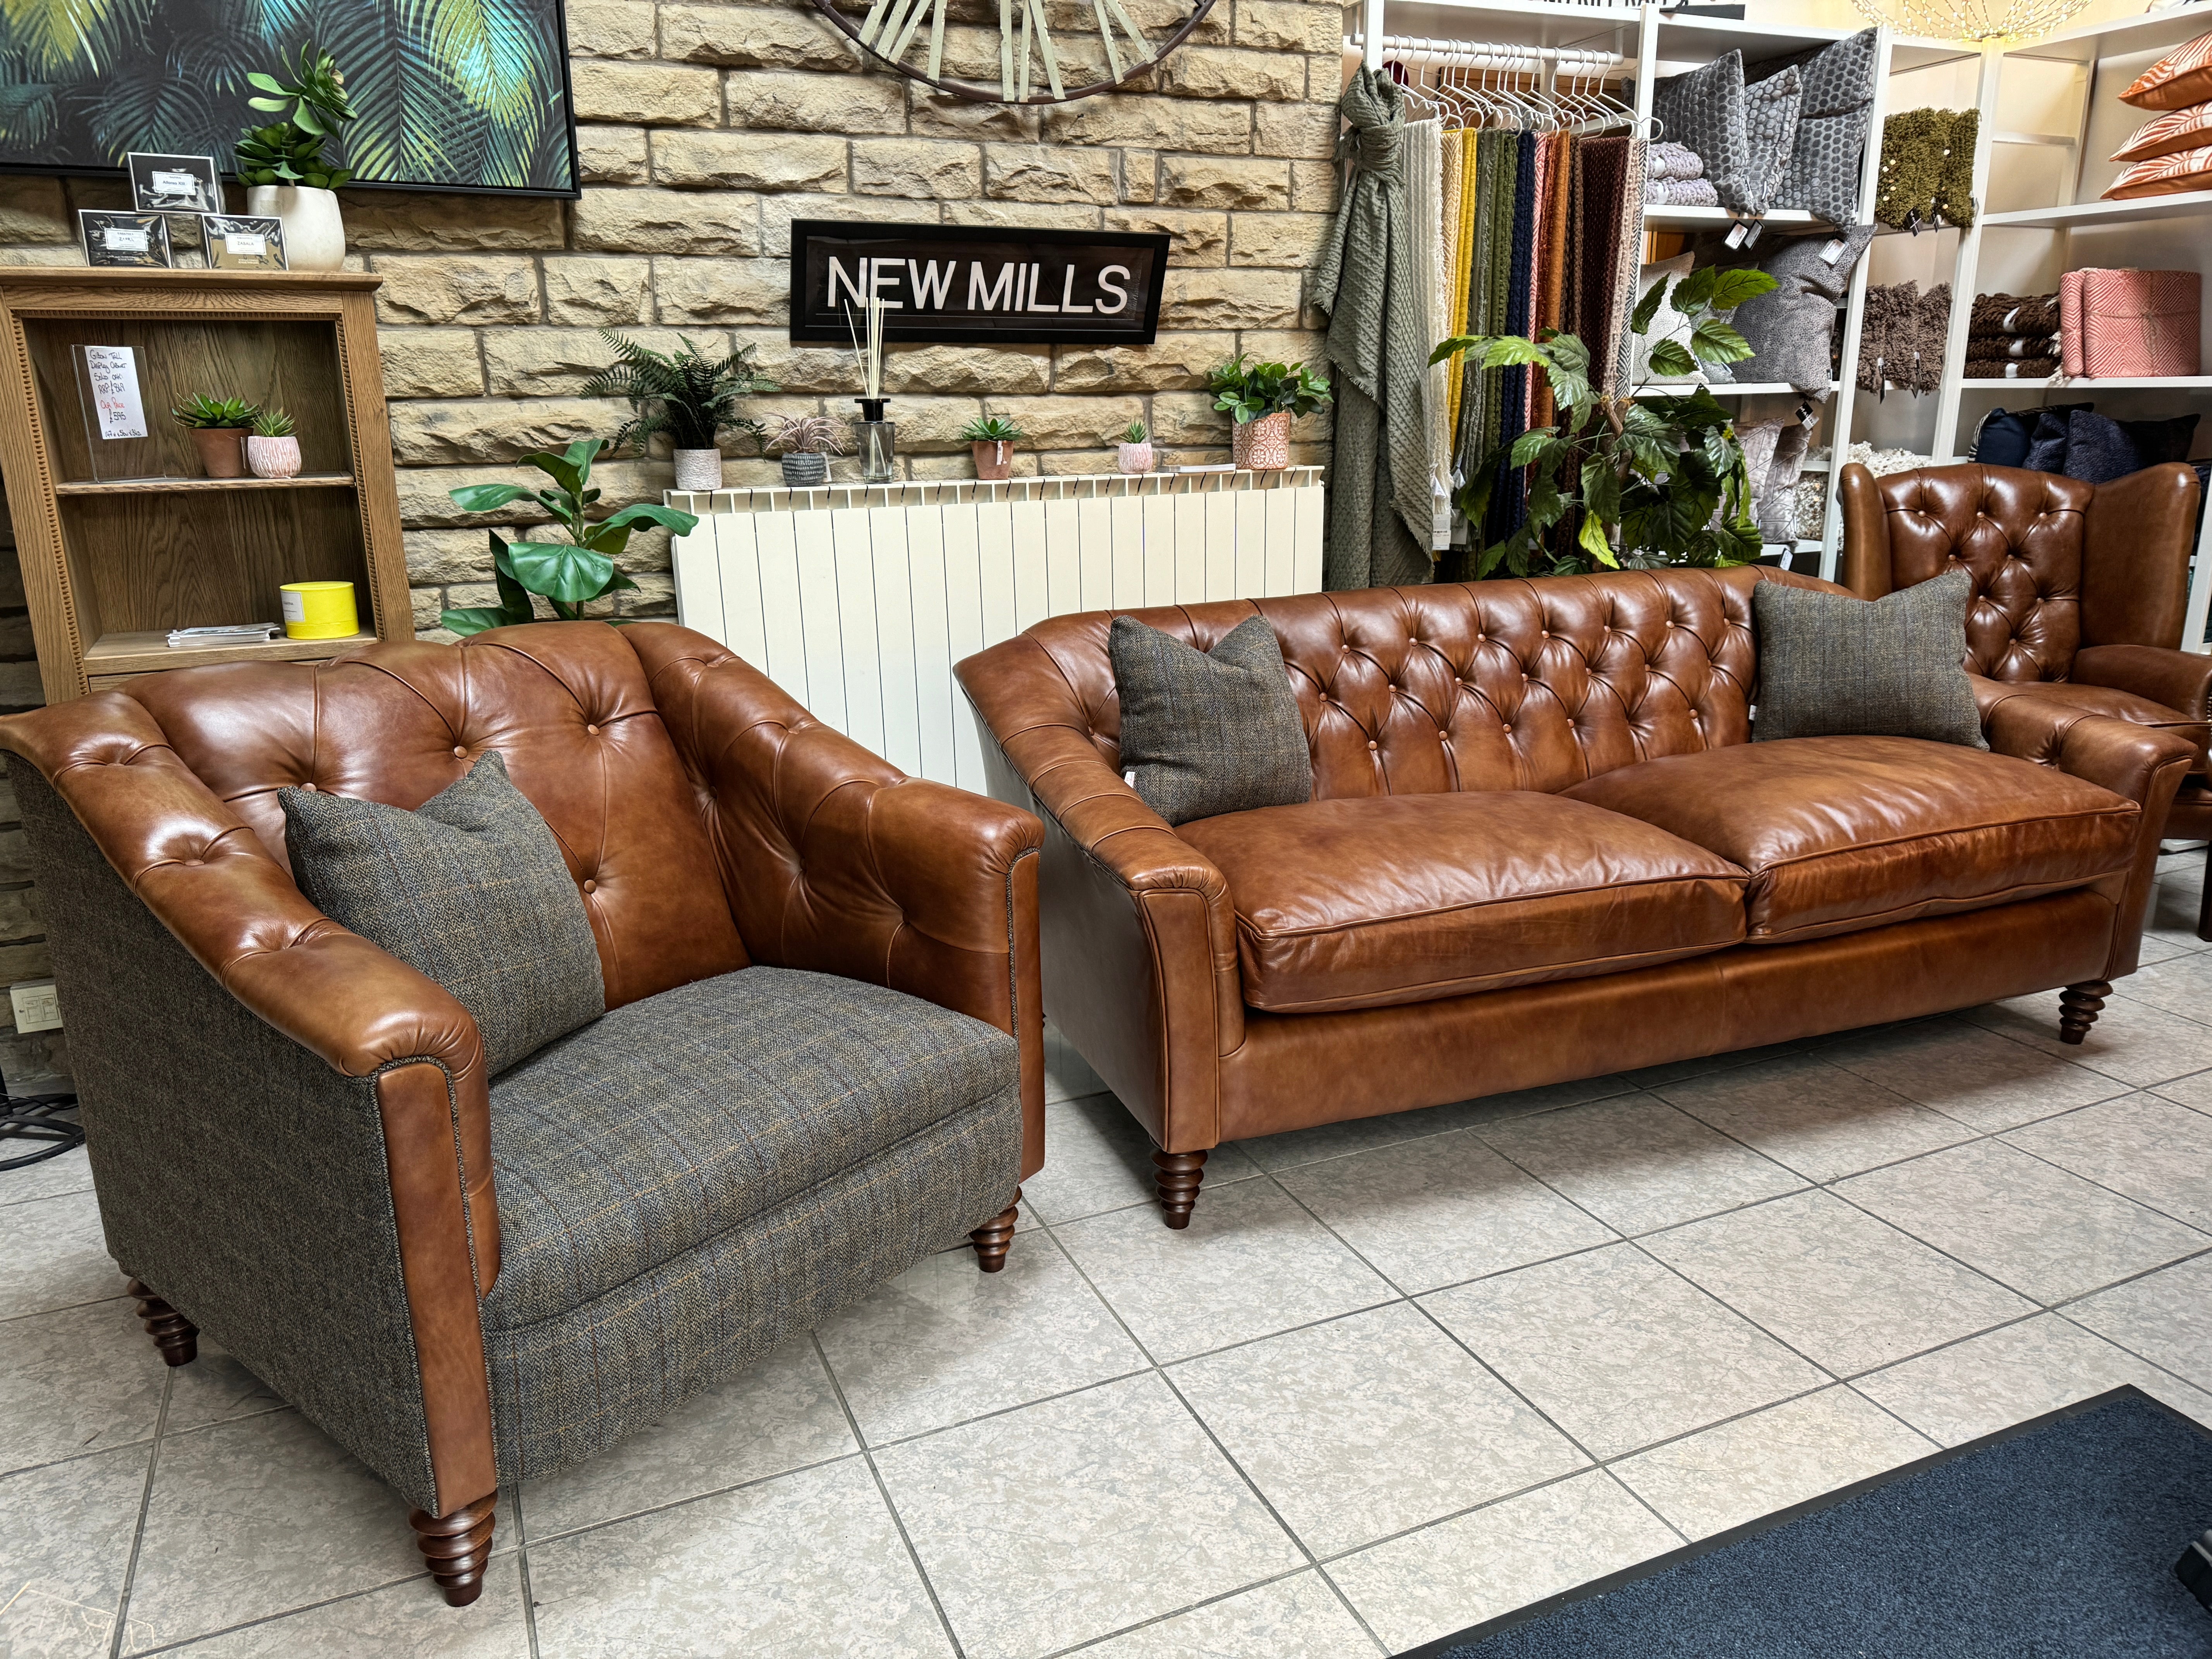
[0, 0, 579, 197]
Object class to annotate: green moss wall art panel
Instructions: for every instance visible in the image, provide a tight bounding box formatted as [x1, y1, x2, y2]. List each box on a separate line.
[0, 0, 579, 196]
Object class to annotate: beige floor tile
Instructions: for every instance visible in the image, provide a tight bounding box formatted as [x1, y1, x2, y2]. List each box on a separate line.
[1228, 1099, 1502, 1175]
[2113, 950, 2212, 1027]
[529, 1456, 953, 1659]
[1422, 1243, 1824, 1459]
[162, 1340, 288, 1438]
[0, 1144, 93, 1207]
[1622, 1039, 1811, 1089]
[1965, 992, 2212, 1087]
[524, 1335, 856, 1540]
[0, 1188, 120, 1320]
[1835, 1139, 2206, 1303]
[150, 1553, 532, 1657]
[2140, 880, 2212, 957]
[816, 1235, 1144, 1445]
[1324, 1469, 1678, 1656]
[1275, 1129, 1616, 1294]
[0, 1299, 166, 1475]
[127, 1410, 425, 1644]
[874, 1371, 1300, 1659]
[0, 1441, 151, 1655]
[2151, 1070, 2212, 1112]
[1170, 1302, 1585, 1557]
[1053, 1179, 1394, 1363]
[1818, 1017, 2130, 1134]
[1477, 1093, 1804, 1236]
[1610, 1386, 1932, 1540]
[1073, 1572, 1382, 1659]
[2067, 1254, 2212, 1391]
[1019, 1094, 1259, 1226]
[2002, 1092, 2212, 1232]
[1658, 1053, 1976, 1183]
[1642, 1189, 2032, 1376]
[1854, 1313, 2212, 1446]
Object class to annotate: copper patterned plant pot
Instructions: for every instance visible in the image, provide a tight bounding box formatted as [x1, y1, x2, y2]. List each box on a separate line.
[972, 439, 1014, 481]
[1232, 410, 1291, 471]
[190, 426, 249, 479]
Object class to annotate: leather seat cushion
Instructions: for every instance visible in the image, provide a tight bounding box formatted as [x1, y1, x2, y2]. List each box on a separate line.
[1177, 790, 1750, 1014]
[1563, 734, 2139, 945]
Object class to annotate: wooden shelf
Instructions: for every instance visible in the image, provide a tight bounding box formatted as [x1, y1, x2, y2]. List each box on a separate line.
[1981, 191, 2212, 230]
[84, 629, 376, 677]
[55, 473, 356, 497]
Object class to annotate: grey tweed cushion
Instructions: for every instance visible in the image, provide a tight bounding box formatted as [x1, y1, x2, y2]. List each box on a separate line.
[1740, 64, 1803, 218]
[1753, 568, 1986, 748]
[280, 752, 604, 1075]
[1110, 613, 1312, 826]
[1654, 52, 1750, 213]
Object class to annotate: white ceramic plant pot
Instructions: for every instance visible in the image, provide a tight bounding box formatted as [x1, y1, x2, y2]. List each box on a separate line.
[1116, 440, 1154, 474]
[246, 434, 302, 479]
[673, 448, 723, 491]
[247, 184, 345, 271]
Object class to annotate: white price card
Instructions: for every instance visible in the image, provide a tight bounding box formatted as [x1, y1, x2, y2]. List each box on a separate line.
[149, 169, 196, 196]
[102, 226, 149, 253]
[82, 346, 148, 441]
[223, 232, 266, 257]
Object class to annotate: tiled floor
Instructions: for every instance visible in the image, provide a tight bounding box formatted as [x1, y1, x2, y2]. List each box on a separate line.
[7, 853, 2212, 1657]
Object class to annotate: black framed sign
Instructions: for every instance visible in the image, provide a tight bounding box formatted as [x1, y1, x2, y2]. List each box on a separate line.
[788, 221, 1171, 347]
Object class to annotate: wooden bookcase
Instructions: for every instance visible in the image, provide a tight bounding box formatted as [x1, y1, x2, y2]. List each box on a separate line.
[0, 268, 412, 703]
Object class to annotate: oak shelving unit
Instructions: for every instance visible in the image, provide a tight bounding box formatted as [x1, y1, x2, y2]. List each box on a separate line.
[0, 268, 412, 702]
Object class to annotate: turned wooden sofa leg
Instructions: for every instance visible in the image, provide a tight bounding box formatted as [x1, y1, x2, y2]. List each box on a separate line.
[1153, 1149, 1207, 1230]
[970, 1188, 1022, 1273]
[127, 1279, 198, 1367]
[2059, 980, 2112, 1045]
[410, 1493, 497, 1607]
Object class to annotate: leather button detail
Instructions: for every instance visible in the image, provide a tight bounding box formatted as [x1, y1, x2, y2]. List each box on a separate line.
[301, 782, 318, 792]
[452, 745, 467, 757]
[582, 878, 598, 893]
[1367, 740, 1379, 751]
[586, 723, 600, 735]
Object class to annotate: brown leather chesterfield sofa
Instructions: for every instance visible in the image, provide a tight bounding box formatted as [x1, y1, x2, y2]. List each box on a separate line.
[0, 622, 1044, 1604]
[957, 566, 2198, 1229]
[1841, 460, 2212, 939]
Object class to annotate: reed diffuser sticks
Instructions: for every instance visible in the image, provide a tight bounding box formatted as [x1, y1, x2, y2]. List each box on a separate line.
[845, 295, 887, 401]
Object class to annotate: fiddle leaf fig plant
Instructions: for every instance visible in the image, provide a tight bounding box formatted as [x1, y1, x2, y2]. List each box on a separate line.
[440, 439, 698, 636]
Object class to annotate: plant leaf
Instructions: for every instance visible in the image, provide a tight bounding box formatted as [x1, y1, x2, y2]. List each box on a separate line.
[505, 538, 617, 603]
[601, 502, 700, 535]
[1629, 276, 1669, 336]
[447, 482, 532, 512]
[1577, 509, 1618, 568]
[440, 606, 516, 637]
[1689, 319, 1756, 365]
[1507, 426, 1557, 468]
[1645, 339, 1698, 378]
[1702, 268, 1781, 311]
[1673, 265, 1719, 312]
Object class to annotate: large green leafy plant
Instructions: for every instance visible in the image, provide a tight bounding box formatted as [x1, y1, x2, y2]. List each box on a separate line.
[1205, 355, 1332, 424]
[440, 440, 697, 636]
[580, 330, 778, 455]
[235, 43, 355, 191]
[1434, 266, 1778, 577]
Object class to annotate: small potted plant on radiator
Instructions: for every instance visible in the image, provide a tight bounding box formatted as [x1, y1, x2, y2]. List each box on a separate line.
[963, 415, 1022, 481]
[172, 394, 258, 479]
[1207, 356, 1331, 471]
[580, 329, 778, 493]
[1112, 419, 1154, 474]
[245, 407, 300, 479]
[767, 414, 845, 487]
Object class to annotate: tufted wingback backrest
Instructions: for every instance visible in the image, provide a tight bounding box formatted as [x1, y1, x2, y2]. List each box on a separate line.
[1015, 567, 1824, 798]
[115, 622, 749, 1010]
[1872, 466, 2093, 682]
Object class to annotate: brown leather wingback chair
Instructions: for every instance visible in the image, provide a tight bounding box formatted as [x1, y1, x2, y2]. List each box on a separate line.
[1841, 461, 2212, 938]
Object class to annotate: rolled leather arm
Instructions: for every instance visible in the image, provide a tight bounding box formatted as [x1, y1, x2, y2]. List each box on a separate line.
[629, 623, 1047, 1172]
[2072, 644, 2212, 725]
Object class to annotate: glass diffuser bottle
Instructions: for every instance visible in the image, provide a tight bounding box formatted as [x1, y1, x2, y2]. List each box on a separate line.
[855, 397, 895, 483]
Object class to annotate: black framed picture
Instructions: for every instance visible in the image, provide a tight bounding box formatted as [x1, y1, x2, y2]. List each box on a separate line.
[788, 221, 1174, 347]
[0, 5, 579, 198]
[127, 152, 221, 214]
[79, 210, 173, 268]
[203, 213, 286, 270]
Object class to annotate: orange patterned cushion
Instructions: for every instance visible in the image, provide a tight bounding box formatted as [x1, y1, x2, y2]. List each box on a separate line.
[2104, 143, 2212, 199]
[2113, 100, 2212, 162]
[2122, 29, 2212, 111]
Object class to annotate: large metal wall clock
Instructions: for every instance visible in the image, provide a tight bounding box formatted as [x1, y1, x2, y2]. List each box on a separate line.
[812, 0, 1217, 103]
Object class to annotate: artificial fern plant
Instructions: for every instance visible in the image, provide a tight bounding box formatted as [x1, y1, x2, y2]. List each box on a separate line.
[235, 43, 356, 191]
[1432, 265, 1778, 577]
[580, 330, 778, 455]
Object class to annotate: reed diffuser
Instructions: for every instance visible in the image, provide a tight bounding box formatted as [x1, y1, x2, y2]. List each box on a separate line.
[847, 295, 895, 483]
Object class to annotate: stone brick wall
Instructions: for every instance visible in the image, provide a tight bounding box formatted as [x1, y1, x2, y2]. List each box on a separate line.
[0, 0, 1345, 638]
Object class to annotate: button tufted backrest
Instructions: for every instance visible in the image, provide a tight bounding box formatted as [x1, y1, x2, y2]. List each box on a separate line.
[1874, 466, 2091, 683]
[1020, 567, 1807, 799]
[118, 621, 749, 1010]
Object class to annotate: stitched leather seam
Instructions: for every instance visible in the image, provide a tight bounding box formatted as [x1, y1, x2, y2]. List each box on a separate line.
[1744, 806, 2141, 871]
[1242, 939, 1740, 1013]
[1747, 870, 2131, 939]
[1223, 870, 1751, 938]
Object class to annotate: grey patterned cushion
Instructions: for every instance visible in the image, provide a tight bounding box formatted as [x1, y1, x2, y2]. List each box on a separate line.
[1110, 613, 1312, 826]
[1654, 52, 1749, 213]
[1762, 28, 1879, 225]
[280, 752, 604, 1075]
[1731, 225, 1876, 393]
[1741, 64, 1803, 217]
[1753, 568, 1986, 748]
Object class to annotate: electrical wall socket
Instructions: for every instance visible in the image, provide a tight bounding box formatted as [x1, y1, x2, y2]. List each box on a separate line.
[10, 979, 61, 1033]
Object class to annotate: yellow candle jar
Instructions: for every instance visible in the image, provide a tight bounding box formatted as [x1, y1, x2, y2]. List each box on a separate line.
[280, 580, 358, 641]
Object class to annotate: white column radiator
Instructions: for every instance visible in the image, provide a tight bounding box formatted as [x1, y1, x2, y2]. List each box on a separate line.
[668, 467, 1326, 793]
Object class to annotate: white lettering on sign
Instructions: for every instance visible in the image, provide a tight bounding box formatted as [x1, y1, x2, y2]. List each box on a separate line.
[149, 168, 197, 196]
[869, 258, 904, 308]
[828, 256, 869, 309]
[1025, 262, 1058, 313]
[82, 345, 149, 440]
[1096, 264, 1130, 314]
[907, 259, 955, 309]
[969, 263, 1016, 312]
[224, 232, 267, 258]
[1059, 266, 1092, 315]
[103, 226, 149, 252]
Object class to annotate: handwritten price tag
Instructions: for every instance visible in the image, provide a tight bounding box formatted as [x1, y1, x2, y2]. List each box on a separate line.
[82, 346, 148, 441]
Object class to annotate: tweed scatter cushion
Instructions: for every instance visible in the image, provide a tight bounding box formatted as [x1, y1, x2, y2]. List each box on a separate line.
[281, 752, 605, 1073]
[1753, 568, 1985, 748]
[1109, 613, 1312, 826]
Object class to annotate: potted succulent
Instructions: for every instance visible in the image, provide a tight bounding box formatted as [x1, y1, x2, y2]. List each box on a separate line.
[440, 438, 697, 635]
[580, 329, 778, 493]
[172, 394, 259, 479]
[963, 414, 1022, 481]
[1112, 420, 1154, 475]
[235, 43, 354, 271]
[767, 414, 845, 487]
[1206, 356, 1331, 472]
[245, 407, 300, 479]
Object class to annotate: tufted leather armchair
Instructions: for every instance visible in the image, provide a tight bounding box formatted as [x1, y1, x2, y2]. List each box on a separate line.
[0, 621, 1044, 1604]
[1840, 461, 2212, 938]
